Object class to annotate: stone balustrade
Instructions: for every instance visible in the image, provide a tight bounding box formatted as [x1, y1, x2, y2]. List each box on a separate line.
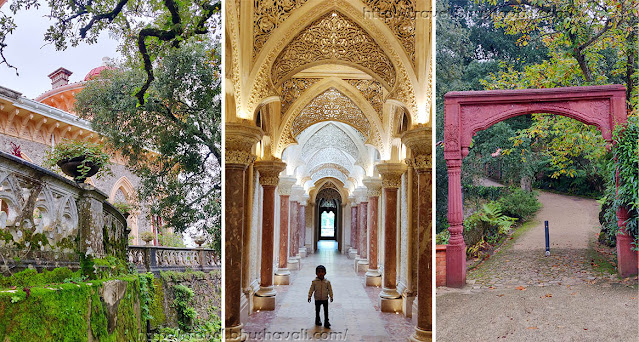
[127, 246, 220, 273]
[0, 151, 128, 271]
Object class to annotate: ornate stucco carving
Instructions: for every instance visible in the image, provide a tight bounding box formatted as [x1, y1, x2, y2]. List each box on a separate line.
[280, 78, 320, 116]
[346, 79, 384, 120]
[317, 187, 342, 202]
[311, 168, 348, 185]
[376, 162, 407, 189]
[306, 148, 352, 173]
[401, 125, 433, 172]
[225, 123, 263, 166]
[291, 88, 371, 137]
[253, 0, 310, 60]
[361, 0, 416, 66]
[254, 160, 287, 187]
[300, 123, 360, 160]
[272, 11, 396, 88]
[309, 163, 350, 177]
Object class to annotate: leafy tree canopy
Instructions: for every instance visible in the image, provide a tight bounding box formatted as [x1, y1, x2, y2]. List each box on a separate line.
[0, 0, 221, 104]
[75, 40, 221, 251]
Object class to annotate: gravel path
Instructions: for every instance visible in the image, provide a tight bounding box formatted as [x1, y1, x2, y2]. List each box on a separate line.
[437, 189, 639, 341]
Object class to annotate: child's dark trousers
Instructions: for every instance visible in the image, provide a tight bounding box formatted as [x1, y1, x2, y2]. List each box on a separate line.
[314, 299, 329, 323]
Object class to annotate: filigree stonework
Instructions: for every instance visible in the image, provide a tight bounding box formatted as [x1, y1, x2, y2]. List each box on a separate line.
[280, 78, 320, 116]
[253, 0, 310, 59]
[291, 88, 371, 137]
[272, 11, 396, 88]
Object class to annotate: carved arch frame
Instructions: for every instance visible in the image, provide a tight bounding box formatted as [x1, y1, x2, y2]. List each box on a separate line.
[443, 85, 634, 287]
[274, 77, 386, 158]
[245, 0, 418, 121]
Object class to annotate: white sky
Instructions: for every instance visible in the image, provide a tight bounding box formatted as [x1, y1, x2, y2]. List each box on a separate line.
[0, 5, 119, 99]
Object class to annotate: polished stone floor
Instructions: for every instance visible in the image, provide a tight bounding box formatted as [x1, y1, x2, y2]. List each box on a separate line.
[243, 240, 415, 341]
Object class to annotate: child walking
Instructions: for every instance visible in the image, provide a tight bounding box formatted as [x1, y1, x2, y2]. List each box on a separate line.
[308, 265, 333, 328]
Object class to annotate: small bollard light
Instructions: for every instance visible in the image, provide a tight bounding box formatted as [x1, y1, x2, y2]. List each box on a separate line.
[545, 220, 550, 256]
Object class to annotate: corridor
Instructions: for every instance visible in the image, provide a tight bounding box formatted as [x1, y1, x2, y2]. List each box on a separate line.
[243, 241, 414, 341]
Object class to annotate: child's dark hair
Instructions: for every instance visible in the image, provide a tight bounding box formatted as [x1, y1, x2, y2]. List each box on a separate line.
[316, 265, 326, 273]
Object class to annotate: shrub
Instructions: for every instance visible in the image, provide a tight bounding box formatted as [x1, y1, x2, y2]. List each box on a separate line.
[172, 284, 197, 331]
[436, 230, 450, 245]
[158, 231, 186, 248]
[497, 187, 542, 220]
[464, 202, 517, 257]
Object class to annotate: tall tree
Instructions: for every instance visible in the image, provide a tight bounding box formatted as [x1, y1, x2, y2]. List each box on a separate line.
[75, 41, 222, 250]
[0, 0, 221, 104]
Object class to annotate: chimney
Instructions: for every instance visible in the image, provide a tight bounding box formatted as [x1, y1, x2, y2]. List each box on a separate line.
[47, 67, 73, 89]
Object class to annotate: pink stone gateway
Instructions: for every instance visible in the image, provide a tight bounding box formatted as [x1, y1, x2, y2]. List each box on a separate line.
[443, 85, 637, 288]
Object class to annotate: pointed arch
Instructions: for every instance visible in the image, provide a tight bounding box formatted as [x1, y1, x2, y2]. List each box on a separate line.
[109, 176, 136, 203]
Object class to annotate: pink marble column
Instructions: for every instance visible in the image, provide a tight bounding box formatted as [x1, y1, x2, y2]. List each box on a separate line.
[254, 160, 286, 299]
[362, 176, 381, 282]
[278, 194, 290, 270]
[299, 203, 306, 254]
[402, 126, 434, 341]
[289, 201, 299, 258]
[446, 158, 466, 287]
[358, 202, 368, 259]
[351, 204, 358, 252]
[376, 163, 407, 301]
[224, 123, 262, 341]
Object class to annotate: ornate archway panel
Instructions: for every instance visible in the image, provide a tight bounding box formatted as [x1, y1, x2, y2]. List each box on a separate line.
[291, 88, 370, 136]
[443, 85, 629, 288]
[271, 11, 396, 89]
[444, 85, 627, 160]
[252, 0, 311, 60]
[361, 0, 416, 66]
[281, 78, 321, 114]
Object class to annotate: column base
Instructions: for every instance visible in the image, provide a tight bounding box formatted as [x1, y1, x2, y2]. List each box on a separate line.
[356, 259, 369, 273]
[408, 327, 432, 342]
[380, 287, 401, 299]
[287, 258, 300, 270]
[274, 269, 291, 285]
[348, 249, 358, 259]
[255, 286, 276, 297]
[253, 292, 276, 311]
[403, 293, 416, 318]
[299, 247, 307, 258]
[380, 296, 403, 313]
[365, 270, 382, 287]
[225, 323, 247, 342]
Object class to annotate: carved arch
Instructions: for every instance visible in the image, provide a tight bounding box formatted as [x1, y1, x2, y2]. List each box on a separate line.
[273, 77, 386, 158]
[246, 0, 417, 119]
[109, 176, 136, 203]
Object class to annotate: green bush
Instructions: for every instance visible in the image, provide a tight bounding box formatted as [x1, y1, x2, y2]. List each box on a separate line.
[497, 187, 542, 220]
[436, 230, 450, 245]
[173, 284, 197, 331]
[463, 202, 517, 257]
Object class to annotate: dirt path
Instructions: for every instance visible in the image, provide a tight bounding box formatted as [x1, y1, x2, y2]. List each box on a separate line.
[514, 191, 600, 250]
[437, 189, 639, 342]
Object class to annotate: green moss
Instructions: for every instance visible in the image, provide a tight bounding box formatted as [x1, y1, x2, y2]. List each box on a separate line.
[0, 275, 144, 342]
[149, 277, 167, 329]
[0, 268, 76, 289]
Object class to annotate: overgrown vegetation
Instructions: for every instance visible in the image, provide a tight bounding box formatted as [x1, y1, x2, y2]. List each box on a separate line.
[436, 0, 638, 258]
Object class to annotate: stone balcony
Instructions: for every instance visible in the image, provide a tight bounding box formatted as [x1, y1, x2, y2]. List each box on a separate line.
[0, 151, 128, 272]
[127, 246, 220, 273]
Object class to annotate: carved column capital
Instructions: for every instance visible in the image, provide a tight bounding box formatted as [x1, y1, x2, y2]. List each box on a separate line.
[401, 125, 432, 172]
[254, 159, 287, 187]
[362, 177, 382, 197]
[376, 162, 408, 189]
[225, 122, 263, 167]
[278, 176, 297, 195]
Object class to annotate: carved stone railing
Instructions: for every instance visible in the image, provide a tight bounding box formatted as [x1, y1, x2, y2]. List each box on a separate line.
[0, 151, 129, 272]
[127, 246, 220, 273]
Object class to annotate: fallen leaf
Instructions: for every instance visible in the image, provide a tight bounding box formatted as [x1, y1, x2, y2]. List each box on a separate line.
[570, 292, 577, 295]
[515, 286, 526, 291]
[489, 286, 496, 289]
[527, 327, 538, 330]
[497, 294, 505, 297]
[544, 293, 552, 297]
